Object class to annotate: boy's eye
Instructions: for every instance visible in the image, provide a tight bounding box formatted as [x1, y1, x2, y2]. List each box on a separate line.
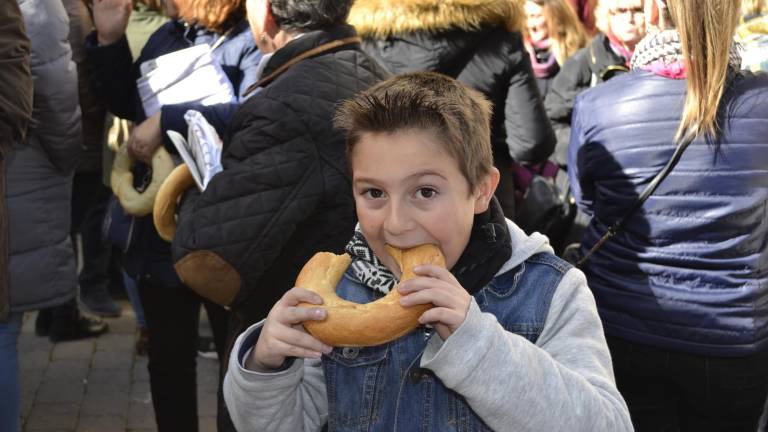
[417, 187, 437, 199]
[364, 188, 384, 199]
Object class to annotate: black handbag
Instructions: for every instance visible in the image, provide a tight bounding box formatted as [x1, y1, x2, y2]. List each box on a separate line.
[514, 161, 575, 238]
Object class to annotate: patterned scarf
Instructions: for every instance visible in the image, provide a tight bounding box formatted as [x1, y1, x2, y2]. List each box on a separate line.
[344, 198, 512, 295]
[630, 29, 742, 79]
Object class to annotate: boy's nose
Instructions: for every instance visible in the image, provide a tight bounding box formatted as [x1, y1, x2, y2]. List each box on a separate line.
[383, 200, 415, 238]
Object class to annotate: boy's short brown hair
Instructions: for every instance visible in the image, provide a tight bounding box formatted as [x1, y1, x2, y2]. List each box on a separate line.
[334, 72, 494, 193]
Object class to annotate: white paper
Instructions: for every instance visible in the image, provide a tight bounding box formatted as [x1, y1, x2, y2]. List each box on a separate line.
[138, 45, 236, 118]
[165, 110, 223, 192]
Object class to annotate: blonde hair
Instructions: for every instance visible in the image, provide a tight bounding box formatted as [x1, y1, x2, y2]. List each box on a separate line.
[666, 0, 741, 141]
[742, 0, 767, 16]
[528, 0, 589, 64]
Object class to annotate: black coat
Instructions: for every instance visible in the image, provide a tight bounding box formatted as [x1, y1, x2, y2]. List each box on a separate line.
[349, 0, 555, 217]
[173, 25, 389, 323]
[545, 33, 628, 166]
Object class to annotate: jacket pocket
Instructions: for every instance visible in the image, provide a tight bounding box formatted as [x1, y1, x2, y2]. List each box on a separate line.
[448, 393, 494, 432]
[324, 344, 389, 431]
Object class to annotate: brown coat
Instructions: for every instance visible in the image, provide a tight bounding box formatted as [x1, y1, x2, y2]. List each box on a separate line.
[0, 0, 32, 321]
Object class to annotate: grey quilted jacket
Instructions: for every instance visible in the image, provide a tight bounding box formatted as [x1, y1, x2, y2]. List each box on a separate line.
[173, 25, 389, 327]
[6, 0, 81, 313]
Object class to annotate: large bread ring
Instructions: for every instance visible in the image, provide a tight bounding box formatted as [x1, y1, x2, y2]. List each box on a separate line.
[154, 164, 195, 242]
[298, 244, 446, 347]
[110, 145, 175, 216]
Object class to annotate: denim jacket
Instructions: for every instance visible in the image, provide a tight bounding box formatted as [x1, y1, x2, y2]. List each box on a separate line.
[224, 222, 633, 432]
[324, 253, 569, 431]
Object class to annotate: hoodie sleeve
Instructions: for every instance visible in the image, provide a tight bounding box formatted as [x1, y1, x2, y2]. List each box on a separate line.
[420, 268, 633, 432]
[223, 322, 328, 432]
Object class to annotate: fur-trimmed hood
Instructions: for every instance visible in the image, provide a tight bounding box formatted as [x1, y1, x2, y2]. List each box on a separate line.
[349, 0, 524, 39]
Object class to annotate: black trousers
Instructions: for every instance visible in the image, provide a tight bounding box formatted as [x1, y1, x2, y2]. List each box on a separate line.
[138, 277, 228, 432]
[71, 172, 112, 293]
[607, 335, 768, 432]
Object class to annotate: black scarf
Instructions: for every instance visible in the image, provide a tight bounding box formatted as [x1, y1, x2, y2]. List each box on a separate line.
[344, 198, 512, 295]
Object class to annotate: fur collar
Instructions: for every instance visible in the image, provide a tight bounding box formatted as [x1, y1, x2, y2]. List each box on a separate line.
[348, 0, 523, 39]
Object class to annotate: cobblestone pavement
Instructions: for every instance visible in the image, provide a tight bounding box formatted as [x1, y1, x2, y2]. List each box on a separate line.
[18, 301, 219, 432]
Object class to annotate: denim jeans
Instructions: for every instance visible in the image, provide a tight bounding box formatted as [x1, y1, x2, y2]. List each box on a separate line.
[122, 271, 145, 328]
[0, 312, 23, 432]
[607, 335, 768, 432]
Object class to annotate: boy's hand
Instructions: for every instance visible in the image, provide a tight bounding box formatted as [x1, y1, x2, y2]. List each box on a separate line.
[398, 265, 471, 341]
[249, 288, 333, 371]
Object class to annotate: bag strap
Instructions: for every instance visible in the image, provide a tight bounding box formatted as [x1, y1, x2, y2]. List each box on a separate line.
[242, 36, 362, 97]
[576, 129, 697, 267]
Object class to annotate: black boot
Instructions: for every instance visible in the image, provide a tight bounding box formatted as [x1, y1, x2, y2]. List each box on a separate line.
[48, 300, 108, 343]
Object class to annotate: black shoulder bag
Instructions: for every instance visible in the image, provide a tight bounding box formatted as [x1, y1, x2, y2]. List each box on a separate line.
[576, 130, 697, 268]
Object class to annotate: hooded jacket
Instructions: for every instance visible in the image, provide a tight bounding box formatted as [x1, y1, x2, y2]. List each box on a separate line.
[0, 0, 32, 321]
[545, 33, 629, 166]
[348, 0, 556, 217]
[223, 221, 632, 431]
[569, 70, 768, 357]
[6, 0, 81, 315]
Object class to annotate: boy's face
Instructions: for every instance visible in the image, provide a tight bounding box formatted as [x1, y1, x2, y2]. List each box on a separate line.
[351, 130, 498, 279]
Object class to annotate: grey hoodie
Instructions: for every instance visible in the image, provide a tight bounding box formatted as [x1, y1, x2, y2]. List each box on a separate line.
[224, 221, 633, 431]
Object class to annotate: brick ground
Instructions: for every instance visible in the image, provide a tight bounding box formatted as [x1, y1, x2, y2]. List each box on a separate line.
[18, 301, 219, 432]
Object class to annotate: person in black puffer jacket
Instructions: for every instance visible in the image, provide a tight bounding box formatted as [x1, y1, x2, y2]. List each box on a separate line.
[347, 0, 555, 218]
[172, 0, 388, 375]
[545, 0, 646, 167]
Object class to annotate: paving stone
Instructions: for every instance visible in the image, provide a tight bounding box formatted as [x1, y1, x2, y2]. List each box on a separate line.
[132, 358, 149, 381]
[130, 380, 152, 404]
[35, 379, 85, 404]
[198, 391, 217, 417]
[76, 415, 126, 432]
[96, 334, 134, 352]
[200, 416, 217, 432]
[44, 359, 90, 382]
[19, 350, 50, 371]
[21, 370, 45, 398]
[25, 403, 79, 430]
[52, 340, 94, 361]
[21, 312, 38, 334]
[92, 350, 132, 371]
[104, 304, 137, 335]
[80, 391, 130, 417]
[18, 334, 54, 353]
[127, 401, 156, 430]
[86, 370, 131, 394]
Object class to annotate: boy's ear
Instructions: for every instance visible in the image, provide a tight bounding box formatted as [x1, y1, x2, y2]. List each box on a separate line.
[473, 167, 500, 214]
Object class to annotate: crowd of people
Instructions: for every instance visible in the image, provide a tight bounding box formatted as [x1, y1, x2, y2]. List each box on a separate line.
[0, 0, 767, 431]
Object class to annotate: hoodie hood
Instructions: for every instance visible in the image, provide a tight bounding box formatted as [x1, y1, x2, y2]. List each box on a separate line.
[496, 220, 553, 276]
[348, 0, 524, 39]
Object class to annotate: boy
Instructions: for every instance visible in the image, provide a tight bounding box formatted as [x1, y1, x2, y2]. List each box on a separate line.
[223, 72, 632, 431]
